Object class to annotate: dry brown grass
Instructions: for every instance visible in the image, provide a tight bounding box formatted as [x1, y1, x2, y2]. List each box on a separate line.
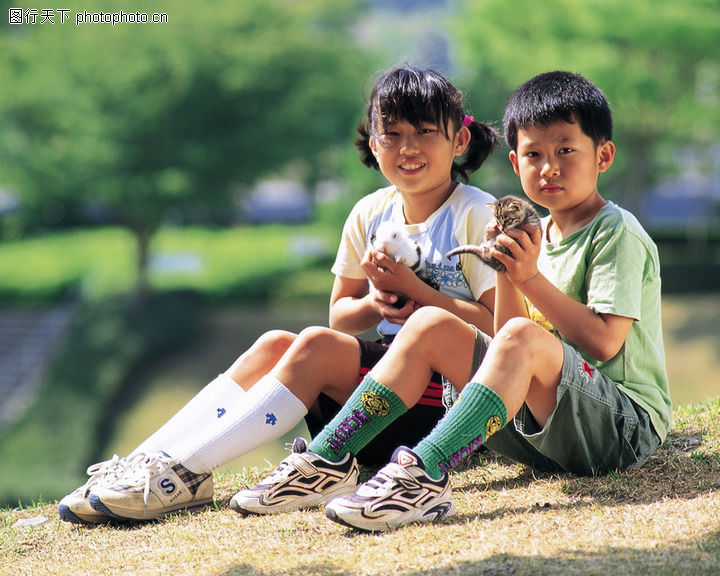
[2, 399, 719, 576]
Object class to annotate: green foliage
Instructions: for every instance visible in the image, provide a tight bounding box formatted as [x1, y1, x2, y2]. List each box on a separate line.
[0, 292, 201, 506]
[0, 0, 377, 286]
[0, 223, 340, 302]
[451, 0, 720, 210]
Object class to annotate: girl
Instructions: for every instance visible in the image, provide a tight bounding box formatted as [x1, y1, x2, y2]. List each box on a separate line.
[61, 66, 499, 522]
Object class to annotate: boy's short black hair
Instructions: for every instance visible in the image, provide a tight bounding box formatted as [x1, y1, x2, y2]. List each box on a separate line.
[503, 71, 613, 150]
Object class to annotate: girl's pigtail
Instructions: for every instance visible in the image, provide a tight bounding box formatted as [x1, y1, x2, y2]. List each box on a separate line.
[452, 119, 499, 182]
[354, 121, 379, 171]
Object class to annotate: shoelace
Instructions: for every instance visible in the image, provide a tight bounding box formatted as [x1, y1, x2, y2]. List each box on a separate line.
[141, 453, 176, 509]
[262, 454, 298, 484]
[86, 452, 148, 496]
[359, 463, 411, 496]
[259, 439, 307, 484]
[82, 454, 123, 497]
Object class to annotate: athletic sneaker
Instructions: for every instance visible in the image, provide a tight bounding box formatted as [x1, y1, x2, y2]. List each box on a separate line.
[229, 437, 359, 514]
[325, 446, 455, 531]
[58, 453, 144, 524]
[88, 451, 213, 521]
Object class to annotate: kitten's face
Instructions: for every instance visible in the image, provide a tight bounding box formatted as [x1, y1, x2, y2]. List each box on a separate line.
[494, 198, 526, 228]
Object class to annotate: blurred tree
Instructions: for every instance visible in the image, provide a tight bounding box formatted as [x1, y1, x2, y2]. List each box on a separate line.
[451, 0, 720, 213]
[0, 0, 375, 293]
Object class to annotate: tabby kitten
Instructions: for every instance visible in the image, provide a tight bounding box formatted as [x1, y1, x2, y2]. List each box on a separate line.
[445, 196, 542, 272]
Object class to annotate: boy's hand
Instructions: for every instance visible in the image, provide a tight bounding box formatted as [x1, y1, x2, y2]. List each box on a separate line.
[492, 224, 543, 285]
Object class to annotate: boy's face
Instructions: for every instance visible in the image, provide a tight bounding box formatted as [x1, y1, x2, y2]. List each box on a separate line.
[508, 120, 614, 214]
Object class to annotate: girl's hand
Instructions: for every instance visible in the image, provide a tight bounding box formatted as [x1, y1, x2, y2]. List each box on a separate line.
[361, 250, 419, 296]
[491, 225, 542, 286]
[361, 250, 419, 325]
[371, 288, 417, 325]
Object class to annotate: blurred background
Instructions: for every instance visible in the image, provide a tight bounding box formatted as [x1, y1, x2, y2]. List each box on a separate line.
[0, 0, 718, 506]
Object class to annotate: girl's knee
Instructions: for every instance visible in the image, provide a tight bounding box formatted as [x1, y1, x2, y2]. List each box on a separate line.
[404, 306, 459, 336]
[294, 326, 349, 354]
[255, 329, 296, 357]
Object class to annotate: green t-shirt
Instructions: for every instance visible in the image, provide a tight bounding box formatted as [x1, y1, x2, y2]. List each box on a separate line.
[527, 201, 672, 441]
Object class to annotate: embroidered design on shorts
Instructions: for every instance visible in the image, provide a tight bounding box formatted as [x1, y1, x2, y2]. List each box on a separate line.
[360, 391, 390, 417]
[578, 359, 597, 383]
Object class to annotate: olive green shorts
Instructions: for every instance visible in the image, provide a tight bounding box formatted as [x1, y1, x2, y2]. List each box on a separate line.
[446, 329, 661, 476]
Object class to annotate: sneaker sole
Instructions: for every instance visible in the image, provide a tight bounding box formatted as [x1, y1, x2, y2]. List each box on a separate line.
[89, 493, 213, 521]
[325, 498, 456, 532]
[230, 483, 357, 515]
[57, 503, 112, 525]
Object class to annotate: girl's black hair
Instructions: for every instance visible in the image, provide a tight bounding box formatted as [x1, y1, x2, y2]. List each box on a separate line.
[503, 71, 613, 151]
[355, 66, 498, 183]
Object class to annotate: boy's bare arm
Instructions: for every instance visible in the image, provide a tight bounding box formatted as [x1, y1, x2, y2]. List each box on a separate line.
[493, 272, 529, 334]
[494, 227, 633, 362]
[516, 273, 633, 361]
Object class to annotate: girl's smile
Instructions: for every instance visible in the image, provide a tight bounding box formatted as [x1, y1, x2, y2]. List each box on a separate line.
[369, 119, 470, 221]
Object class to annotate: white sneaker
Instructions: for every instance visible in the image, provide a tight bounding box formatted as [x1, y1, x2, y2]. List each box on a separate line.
[58, 454, 144, 524]
[88, 452, 213, 521]
[325, 446, 455, 531]
[229, 437, 359, 514]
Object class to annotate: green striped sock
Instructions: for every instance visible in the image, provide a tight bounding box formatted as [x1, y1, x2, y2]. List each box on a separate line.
[413, 382, 507, 479]
[308, 375, 407, 462]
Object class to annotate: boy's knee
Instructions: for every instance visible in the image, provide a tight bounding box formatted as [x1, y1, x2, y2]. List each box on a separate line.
[495, 317, 541, 347]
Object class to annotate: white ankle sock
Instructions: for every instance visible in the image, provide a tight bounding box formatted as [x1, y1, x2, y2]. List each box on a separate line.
[170, 375, 308, 473]
[131, 372, 246, 456]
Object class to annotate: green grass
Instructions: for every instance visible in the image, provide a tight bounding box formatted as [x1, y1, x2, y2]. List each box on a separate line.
[1, 399, 718, 576]
[0, 223, 339, 301]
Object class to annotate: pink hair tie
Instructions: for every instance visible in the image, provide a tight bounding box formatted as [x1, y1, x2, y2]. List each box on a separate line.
[462, 115, 474, 127]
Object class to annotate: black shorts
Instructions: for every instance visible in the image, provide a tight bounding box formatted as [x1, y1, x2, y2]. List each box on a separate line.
[304, 336, 445, 467]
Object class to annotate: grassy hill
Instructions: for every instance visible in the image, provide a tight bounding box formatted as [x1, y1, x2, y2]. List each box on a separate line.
[1, 398, 718, 576]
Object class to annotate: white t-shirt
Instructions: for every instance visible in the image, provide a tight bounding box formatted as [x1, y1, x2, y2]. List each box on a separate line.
[332, 183, 497, 337]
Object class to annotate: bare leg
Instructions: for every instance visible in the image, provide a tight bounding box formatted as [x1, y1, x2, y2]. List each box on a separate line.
[161, 327, 364, 472]
[474, 317, 563, 425]
[131, 330, 298, 456]
[226, 330, 298, 390]
[369, 308, 563, 425]
[368, 307, 479, 407]
[271, 327, 363, 408]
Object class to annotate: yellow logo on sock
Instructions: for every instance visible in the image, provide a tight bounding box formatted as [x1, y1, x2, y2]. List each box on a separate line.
[485, 415, 503, 439]
[360, 391, 390, 417]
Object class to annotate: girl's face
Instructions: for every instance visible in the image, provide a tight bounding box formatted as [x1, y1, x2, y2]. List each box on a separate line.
[369, 118, 470, 203]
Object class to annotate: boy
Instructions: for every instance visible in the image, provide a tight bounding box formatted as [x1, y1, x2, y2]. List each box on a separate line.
[236, 71, 671, 532]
